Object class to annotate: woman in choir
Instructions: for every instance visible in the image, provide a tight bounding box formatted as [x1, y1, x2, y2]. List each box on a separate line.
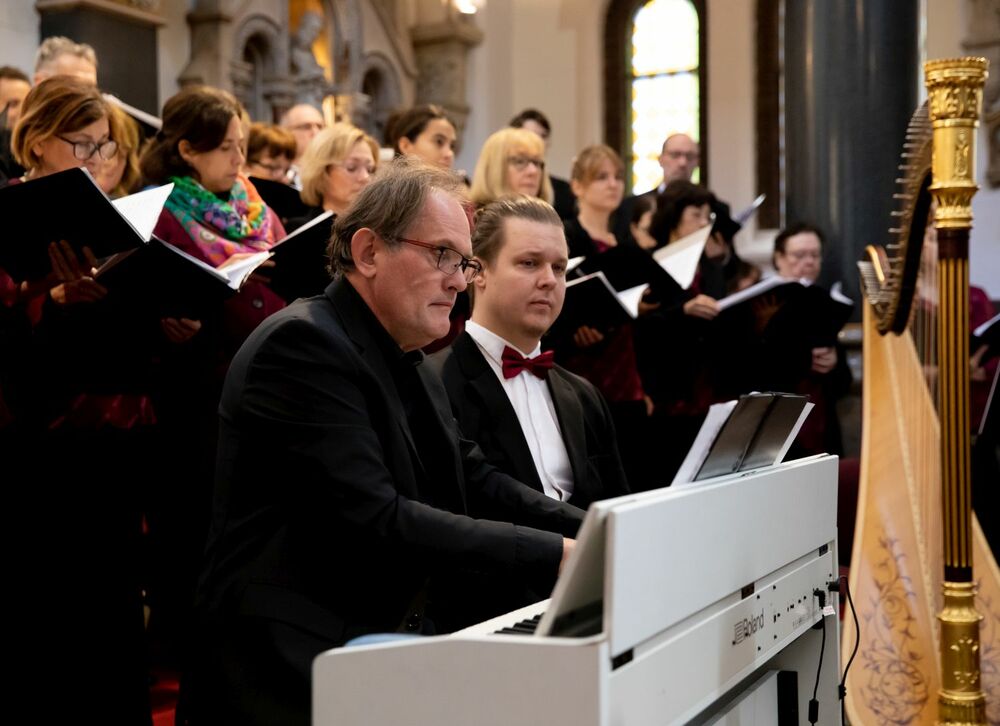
[557, 145, 655, 489]
[386, 104, 457, 169]
[291, 122, 379, 226]
[96, 102, 142, 197]
[139, 86, 287, 670]
[3, 75, 155, 723]
[243, 122, 296, 182]
[470, 127, 553, 207]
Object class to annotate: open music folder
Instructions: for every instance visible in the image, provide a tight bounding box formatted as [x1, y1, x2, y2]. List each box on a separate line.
[671, 392, 814, 485]
[0, 167, 172, 281]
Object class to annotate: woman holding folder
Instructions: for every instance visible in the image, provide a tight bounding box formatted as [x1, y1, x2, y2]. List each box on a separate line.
[139, 86, 288, 669]
[2, 75, 155, 723]
[559, 145, 654, 489]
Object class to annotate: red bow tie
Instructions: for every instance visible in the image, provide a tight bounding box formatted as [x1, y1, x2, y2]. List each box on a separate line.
[501, 346, 555, 379]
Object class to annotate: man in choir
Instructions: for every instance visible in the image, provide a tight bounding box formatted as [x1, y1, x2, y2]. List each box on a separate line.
[510, 108, 575, 219]
[432, 195, 630, 511]
[280, 102, 325, 188]
[0, 66, 31, 181]
[613, 132, 702, 245]
[182, 158, 582, 726]
[32, 36, 98, 86]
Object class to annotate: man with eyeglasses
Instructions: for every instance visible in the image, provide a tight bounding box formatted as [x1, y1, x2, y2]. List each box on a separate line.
[184, 157, 582, 726]
[280, 103, 326, 189]
[613, 132, 702, 246]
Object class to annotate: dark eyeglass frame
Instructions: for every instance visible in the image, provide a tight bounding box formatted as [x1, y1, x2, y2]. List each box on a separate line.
[57, 135, 118, 161]
[396, 237, 482, 283]
[507, 155, 546, 172]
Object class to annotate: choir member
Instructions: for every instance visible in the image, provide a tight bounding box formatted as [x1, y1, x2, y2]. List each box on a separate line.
[385, 103, 458, 169]
[243, 122, 296, 182]
[470, 127, 553, 207]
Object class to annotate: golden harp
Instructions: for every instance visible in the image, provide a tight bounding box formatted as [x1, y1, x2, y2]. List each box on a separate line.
[847, 57, 997, 725]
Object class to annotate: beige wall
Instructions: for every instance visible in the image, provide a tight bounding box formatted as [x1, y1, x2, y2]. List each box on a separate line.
[926, 0, 999, 297]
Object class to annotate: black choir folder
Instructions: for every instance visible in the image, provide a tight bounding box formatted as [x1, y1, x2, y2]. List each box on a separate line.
[96, 209, 335, 318]
[0, 167, 172, 281]
[549, 270, 647, 341]
[248, 176, 311, 226]
[672, 392, 813, 485]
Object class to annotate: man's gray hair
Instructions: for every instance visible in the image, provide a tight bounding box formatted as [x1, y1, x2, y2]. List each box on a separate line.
[34, 36, 98, 75]
[329, 155, 470, 274]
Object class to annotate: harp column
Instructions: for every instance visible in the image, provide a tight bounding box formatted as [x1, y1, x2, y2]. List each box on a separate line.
[926, 56, 990, 726]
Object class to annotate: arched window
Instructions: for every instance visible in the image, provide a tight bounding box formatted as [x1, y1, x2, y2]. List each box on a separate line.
[606, 0, 706, 194]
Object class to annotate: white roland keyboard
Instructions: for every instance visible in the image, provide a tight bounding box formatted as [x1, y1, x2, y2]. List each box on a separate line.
[314, 455, 841, 725]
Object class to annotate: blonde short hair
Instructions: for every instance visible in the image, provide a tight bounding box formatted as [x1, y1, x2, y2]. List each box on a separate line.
[34, 36, 98, 79]
[469, 127, 552, 207]
[299, 123, 380, 207]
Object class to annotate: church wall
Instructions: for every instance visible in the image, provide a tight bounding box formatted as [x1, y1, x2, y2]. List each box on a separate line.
[927, 0, 999, 297]
[157, 0, 193, 110]
[1, 3, 44, 75]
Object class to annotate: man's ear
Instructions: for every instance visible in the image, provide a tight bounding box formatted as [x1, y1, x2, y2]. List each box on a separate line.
[351, 228, 379, 279]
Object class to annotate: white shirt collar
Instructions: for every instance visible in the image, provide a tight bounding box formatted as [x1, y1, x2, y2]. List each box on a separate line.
[465, 320, 542, 366]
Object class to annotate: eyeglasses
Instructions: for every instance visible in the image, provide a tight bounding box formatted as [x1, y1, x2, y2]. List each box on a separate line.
[785, 250, 822, 261]
[250, 160, 291, 175]
[329, 162, 376, 176]
[58, 135, 118, 161]
[664, 150, 700, 162]
[507, 155, 545, 171]
[396, 237, 483, 283]
[290, 121, 324, 133]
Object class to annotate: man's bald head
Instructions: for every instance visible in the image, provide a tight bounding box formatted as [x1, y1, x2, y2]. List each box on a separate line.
[658, 133, 700, 183]
[281, 104, 325, 161]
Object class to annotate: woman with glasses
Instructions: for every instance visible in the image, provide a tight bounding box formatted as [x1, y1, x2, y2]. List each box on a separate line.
[470, 127, 553, 207]
[295, 122, 379, 221]
[95, 102, 142, 198]
[2, 75, 156, 723]
[243, 122, 296, 182]
[385, 104, 457, 170]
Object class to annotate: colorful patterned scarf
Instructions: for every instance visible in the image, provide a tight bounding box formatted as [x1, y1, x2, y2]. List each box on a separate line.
[164, 174, 277, 266]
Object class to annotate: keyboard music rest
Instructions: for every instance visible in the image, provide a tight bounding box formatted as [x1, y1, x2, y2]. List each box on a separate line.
[313, 455, 841, 725]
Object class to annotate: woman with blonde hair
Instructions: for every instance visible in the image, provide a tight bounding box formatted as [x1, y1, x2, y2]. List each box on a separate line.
[96, 102, 142, 197]
[469, 127, 552, 207]
[297, 122, 379, 217]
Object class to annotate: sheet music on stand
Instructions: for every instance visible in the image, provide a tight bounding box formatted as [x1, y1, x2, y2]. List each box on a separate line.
[671, 392, 814, 486]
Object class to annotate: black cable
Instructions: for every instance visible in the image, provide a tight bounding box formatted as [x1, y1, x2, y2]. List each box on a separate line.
[808, 588, 827, 725]
[838, 575, 860, 726]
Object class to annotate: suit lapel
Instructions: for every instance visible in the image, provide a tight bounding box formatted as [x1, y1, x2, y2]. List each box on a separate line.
[327, 280, 425, 485]
[453, 333, 543, 491]
[548, 367, 590, 502]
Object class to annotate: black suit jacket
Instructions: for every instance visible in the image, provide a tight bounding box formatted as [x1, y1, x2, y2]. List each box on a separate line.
[182, 279, 583, 726]
[430, 331, 630, 511]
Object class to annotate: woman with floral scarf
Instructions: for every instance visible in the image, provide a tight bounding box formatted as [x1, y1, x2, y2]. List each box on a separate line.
[138, 86, 286, 670]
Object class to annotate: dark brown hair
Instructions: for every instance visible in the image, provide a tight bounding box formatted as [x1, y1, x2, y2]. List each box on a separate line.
[385, 104, 455, 155]
[139, 85, 244, 183]
[649, 179, 713, 246]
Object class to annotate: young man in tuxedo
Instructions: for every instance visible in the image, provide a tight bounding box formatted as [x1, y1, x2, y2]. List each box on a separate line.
[182, 159, 583, 726]
[432, 195, 630, 512]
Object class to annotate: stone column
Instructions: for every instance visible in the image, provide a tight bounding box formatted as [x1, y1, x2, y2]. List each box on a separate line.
[410, 15, 483, 143]
[177, 0, 234, 90]
[783, 0, 920, 304]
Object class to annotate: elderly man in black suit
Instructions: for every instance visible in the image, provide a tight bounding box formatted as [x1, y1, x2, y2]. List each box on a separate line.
[181, 158, 583, 726]
[432, 196, 630, 511]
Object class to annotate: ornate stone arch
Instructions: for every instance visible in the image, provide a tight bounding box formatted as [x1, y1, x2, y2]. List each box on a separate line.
[358, 51, 403, 141]
[231, 13, 294, 121]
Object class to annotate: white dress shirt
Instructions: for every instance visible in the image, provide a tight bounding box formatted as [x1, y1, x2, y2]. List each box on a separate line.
[464, 321, 574, 502]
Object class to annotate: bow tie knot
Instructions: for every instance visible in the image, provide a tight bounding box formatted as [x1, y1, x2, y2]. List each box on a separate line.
[501, 346, 554, 379]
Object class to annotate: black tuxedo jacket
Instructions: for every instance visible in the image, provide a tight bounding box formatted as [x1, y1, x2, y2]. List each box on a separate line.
[182, 279, 583, 726]
[430, 331, 630, 511]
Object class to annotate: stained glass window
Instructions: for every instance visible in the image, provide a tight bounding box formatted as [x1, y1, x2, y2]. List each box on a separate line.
[629, 0, 701, 194]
